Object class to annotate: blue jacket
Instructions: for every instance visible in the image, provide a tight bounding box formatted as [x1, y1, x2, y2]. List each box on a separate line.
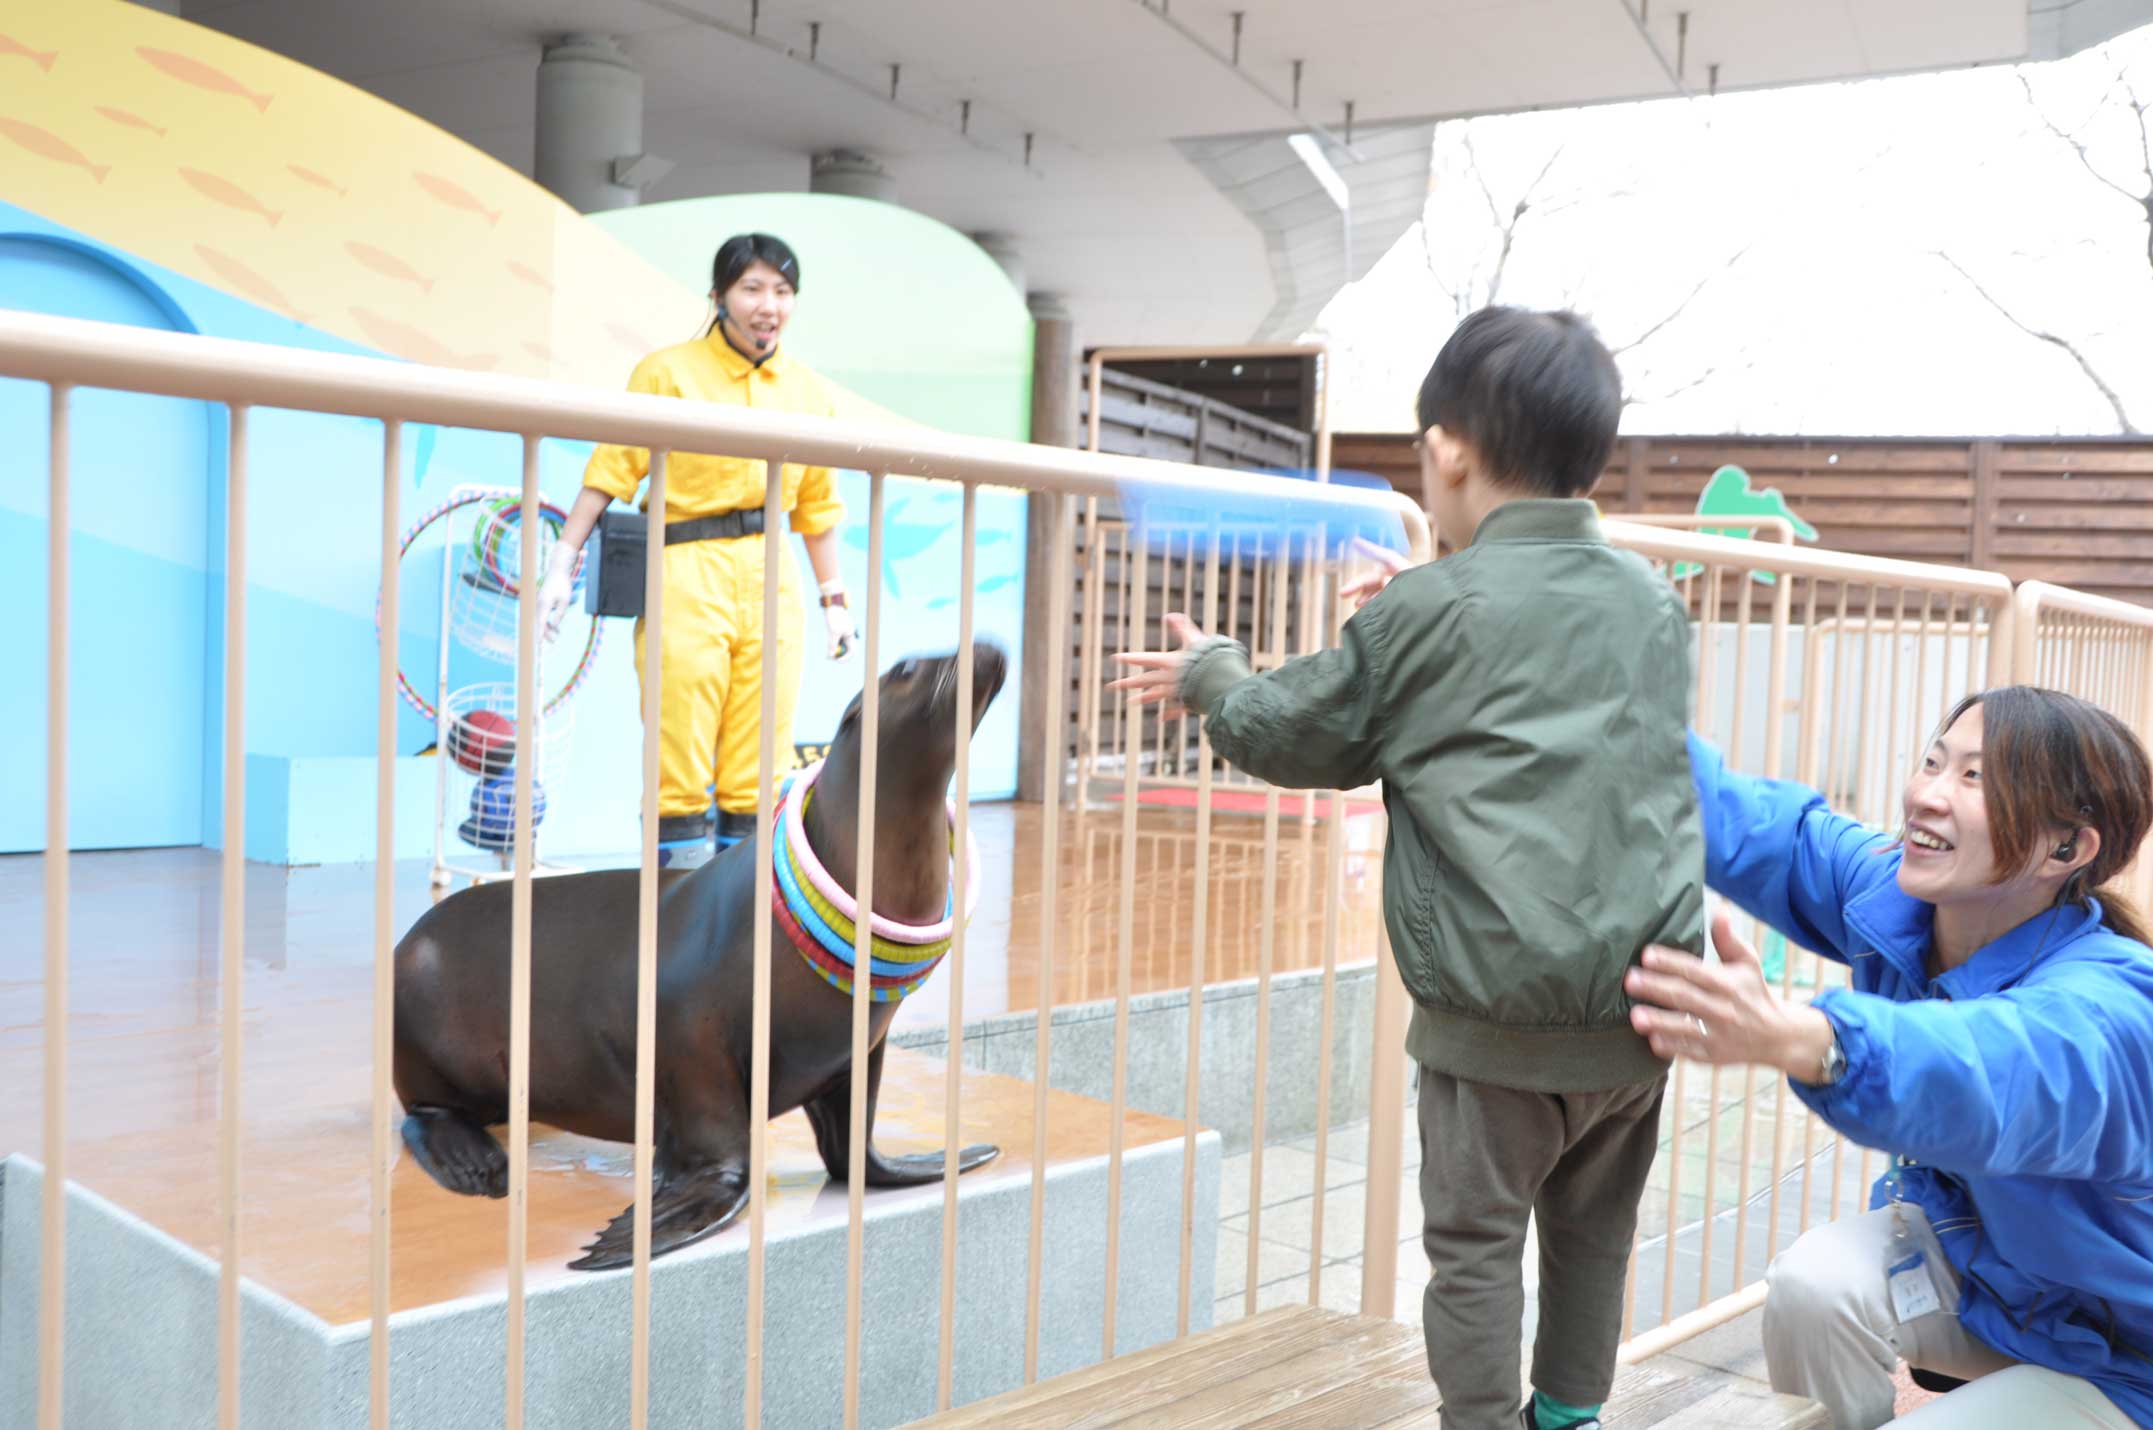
[1693, 734, 2153, 1424]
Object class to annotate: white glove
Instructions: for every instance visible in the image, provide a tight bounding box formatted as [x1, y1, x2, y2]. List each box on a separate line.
[821, 583, 857, 660]
[536, 541, 579, 643]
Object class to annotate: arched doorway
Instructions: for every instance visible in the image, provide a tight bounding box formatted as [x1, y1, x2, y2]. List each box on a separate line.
[0, 235, 213, 851]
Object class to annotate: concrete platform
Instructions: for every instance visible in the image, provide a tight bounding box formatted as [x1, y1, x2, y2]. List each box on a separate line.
[1, 1056, 1218, 1429]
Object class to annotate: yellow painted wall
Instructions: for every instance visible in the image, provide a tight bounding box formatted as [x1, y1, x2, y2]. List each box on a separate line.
[0, 0, 776, 399]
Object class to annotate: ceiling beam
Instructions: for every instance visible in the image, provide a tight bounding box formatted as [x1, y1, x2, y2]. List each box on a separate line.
[1126, 0, 1366, 162]
[1614, 0, 1692, 98]
[638, 0, 1044, 174]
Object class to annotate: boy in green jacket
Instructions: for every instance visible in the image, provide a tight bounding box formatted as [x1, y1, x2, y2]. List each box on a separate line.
[1114, 307, 1704, 1430]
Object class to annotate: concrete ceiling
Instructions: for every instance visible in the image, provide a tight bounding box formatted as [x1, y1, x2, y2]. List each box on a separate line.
[179, 0, 2153, 348]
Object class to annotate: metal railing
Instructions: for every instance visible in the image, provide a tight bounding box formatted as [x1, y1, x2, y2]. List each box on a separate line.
[12, 305, 2153, 1424]
[2011, 580, 2153, 909]
[3, 308, 1427, 1429]
[1601, 518, 2017, 1356]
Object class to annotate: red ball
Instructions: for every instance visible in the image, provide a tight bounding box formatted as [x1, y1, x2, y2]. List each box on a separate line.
[448, 709, 516, 776]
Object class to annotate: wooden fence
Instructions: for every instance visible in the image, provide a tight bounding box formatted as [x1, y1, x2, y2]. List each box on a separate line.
[1331, 434, 2153, 606]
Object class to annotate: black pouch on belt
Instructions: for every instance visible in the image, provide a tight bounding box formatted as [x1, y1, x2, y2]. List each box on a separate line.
[584, 507, 770, 618]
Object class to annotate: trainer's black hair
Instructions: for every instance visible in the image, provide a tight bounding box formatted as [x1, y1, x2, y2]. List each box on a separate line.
[1415, 306, 1622, 498]
[711, 232, 800, 297]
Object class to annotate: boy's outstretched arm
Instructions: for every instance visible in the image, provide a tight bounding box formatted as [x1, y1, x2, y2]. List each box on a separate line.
[1112, 610, 1385, 791]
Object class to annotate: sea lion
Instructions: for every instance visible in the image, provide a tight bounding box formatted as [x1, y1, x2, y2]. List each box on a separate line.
[391, 643, 1006, 1270]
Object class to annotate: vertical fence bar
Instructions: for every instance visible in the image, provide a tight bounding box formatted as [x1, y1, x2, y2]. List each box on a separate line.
[1763, 573, 1814, 1266]
[1855, 586, 1881, 830]
[1359, 917, 1409, 1319]
[1698, 566, 1754, 1306]
[629, 451, 668, 1430]
[1081, 354, 1107, 792]
[1308, 549, 1345, 1304]
[744, 451, 785, 1428]
[1025, 492, 1073, 1381]
[1177, 531, 1199, 777]
[1080, 502, 1104, 790]
[1813, 580, 1853, 1232]
[1662, 562, 1719, 1330]
[1725, 560, 1775, 1291]
[1357, 508, 1430, 1324]
[505, 433, 541, 1430]
[39, 383, 72, 1430]
[218, 403, 250, 1430]
[844, 472, 886, 1422]
[1103, 513, 1148, 1358]
[1244, 532, 1290, 1315]
[1909, 592, 1936, 760]
[936, 483, 977, 1412]
[1177, 519, 1223, 1337]
[1117, 526, 1135, 774]
[369, 420, 402, 1430]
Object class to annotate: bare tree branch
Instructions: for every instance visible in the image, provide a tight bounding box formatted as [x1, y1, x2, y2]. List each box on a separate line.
[1446, 129, 1571, 309]
[1622, 352, 1755, 410]
[1610, 244, 1753, 357]
[2126, 78, 2153, 191]
[2019, 71, 2146, 209]
[2124, 77, 2153, 270]
[1935, 251, 2141, 433]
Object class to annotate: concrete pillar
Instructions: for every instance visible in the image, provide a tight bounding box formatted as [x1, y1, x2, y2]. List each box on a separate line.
[809, 149, 895, 203]
[535, 34, 643, 213]
[972, 232, 1026, 297]
[1016, 291, 1079, 803]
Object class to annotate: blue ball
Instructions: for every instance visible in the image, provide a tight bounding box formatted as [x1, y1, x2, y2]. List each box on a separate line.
[459, 774, 546, 850]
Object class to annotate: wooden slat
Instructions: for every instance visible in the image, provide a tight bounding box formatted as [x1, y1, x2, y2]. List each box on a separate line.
[1997, 446, 2153, 473]
[918, 1308, 1364, 1427]
[1996, 477, 2153, 502]
[915, 1307, 1829, 1429]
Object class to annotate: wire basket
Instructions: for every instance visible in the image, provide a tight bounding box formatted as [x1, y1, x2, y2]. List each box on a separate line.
[437, 681, 575, 861]
[449, 497, 582, 663]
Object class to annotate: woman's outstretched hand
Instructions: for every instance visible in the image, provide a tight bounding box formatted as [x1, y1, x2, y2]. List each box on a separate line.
[1625, 907, 1837, 1081]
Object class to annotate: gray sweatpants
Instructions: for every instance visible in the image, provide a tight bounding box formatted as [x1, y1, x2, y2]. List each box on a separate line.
[1416, 1066, 1667, 1430]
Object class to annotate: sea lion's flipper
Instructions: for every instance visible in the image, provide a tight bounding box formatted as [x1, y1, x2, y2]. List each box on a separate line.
[401, 1106, 508, 1198]
[568, 1161, 749, 1271]
[801, 1040, 1001, 1188]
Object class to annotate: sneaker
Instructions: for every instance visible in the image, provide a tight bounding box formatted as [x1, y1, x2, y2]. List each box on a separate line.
[715, 810, 757, 850]
[1520, 1405, 1600, 1430]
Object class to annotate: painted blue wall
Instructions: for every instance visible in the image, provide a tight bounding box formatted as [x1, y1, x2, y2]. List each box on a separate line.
[1, 200, 1025, 861]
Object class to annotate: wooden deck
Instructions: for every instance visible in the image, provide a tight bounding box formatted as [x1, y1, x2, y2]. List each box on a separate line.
[915, 1306, 1829, 1429]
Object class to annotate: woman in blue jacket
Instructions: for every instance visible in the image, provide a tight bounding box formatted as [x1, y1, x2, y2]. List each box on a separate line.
[1625, 686, 2153, 1428]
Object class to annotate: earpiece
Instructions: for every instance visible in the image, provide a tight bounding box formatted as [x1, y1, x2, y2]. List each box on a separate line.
[2054, 839, 2078, 861]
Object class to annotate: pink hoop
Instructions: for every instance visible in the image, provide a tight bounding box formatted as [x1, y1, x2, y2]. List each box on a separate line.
[782, 760, 981, 943]
[374, 486, 599, 722]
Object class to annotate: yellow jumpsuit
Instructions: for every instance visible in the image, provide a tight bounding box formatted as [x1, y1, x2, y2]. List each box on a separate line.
[582, 335, 843, 819]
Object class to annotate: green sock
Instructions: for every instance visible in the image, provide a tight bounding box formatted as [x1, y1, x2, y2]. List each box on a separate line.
[1532, 1390, 1601, 1429]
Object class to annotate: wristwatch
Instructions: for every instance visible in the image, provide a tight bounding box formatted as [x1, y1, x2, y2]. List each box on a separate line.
[818, 587, 848, 610]
[1816, 1029, 1847, 1085]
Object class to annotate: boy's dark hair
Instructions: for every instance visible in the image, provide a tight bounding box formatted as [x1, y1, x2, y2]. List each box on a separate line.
[1415, 307, 1622, 498]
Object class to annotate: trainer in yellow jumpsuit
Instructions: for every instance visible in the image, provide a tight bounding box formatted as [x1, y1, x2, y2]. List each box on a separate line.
[538, 234, 854, 867]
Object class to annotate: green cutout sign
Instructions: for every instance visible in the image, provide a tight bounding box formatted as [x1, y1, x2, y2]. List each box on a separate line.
[1674, 465, 1819, 583]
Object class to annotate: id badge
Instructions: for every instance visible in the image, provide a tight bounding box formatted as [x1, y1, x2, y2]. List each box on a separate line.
[1887, 1250, 1943, 1323]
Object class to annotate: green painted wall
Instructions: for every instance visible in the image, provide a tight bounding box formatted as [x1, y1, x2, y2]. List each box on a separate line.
[591, 194, 1034, 441]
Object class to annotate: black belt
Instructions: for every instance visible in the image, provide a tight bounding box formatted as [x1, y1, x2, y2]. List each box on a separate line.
[665, 508, 766, 544]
